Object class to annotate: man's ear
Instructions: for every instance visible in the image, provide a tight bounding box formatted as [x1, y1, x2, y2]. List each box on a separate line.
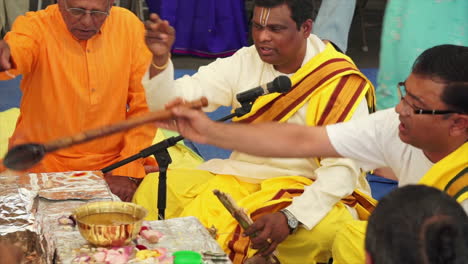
[449, 114, 468, 137]
[365, 251, 373, 264]
[301, 19, 313, 37]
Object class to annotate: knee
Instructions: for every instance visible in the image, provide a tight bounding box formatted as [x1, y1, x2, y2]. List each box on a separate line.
[331, 220, 367, 264]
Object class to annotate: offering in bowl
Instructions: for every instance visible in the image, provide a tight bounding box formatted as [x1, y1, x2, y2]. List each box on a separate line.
[73, 201, 148, 247]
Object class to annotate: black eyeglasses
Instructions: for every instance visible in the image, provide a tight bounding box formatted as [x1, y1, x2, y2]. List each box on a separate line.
[397, 82, 460, 115]
[64, 0, 110, 20]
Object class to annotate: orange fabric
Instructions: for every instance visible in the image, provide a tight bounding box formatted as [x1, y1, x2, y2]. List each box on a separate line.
[0, 5, 156, 178]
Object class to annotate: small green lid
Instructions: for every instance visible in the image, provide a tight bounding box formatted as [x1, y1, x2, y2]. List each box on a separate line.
[173, 250, 202, 264]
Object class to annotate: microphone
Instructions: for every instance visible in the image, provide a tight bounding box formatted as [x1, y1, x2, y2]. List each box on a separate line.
[236, 76, 292, 104]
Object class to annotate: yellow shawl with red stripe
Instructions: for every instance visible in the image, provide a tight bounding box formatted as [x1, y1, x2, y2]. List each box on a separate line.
[419, 142, 468, 203]
[234, 43, 375, 126]
[224, 177, 377, 263]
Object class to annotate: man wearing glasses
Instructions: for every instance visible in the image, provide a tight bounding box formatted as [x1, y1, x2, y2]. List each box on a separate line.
[0, 0, 156, 202]
[158, 44, 467, 261]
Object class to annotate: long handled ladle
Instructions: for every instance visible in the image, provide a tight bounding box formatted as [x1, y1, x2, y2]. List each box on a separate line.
[3, 97, 208, 171]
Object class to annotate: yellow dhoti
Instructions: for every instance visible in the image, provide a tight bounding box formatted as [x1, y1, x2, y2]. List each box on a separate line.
[132, 129, 206, 220]
[331, 220, 367, 264]
[133, 168, 213, 220]
[136, 172, 356, 263]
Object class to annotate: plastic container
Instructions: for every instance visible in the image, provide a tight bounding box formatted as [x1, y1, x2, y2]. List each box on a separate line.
[173, 250, 203, 264]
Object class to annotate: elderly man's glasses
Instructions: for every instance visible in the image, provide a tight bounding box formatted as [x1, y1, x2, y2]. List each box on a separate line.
[397, 82, 459, 115]
[64, 0, 110, 19]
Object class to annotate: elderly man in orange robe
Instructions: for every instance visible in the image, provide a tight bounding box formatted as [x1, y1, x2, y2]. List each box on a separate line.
[0, 0, 157, 201]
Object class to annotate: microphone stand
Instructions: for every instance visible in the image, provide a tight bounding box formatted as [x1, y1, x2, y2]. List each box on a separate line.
[101, 102, 254, 220]
[218, 101, 253, 121]
[101, 135, 181, 220]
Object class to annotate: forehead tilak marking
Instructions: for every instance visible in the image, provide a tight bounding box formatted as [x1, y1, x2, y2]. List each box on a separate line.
[259, 8, 270, 26]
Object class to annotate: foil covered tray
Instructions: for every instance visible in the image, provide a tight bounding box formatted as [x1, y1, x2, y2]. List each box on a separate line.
[20, 171, 112, 201]
[0, 171, 115, 263]
[38, 200, 91, 263]
[1, 171, 230, 263]
[139, 216, 226, 254]
[55, 216, 231, 263]
[0, 173, 47, 263]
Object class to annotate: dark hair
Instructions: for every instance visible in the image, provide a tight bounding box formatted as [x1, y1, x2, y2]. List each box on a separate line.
[365, 185, 468, 264]
[253, 0, 315, 30]
[412, 44, 468, 113]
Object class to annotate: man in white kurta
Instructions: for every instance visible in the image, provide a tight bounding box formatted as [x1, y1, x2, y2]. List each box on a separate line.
[136, 1, 375, 262]
[142, 33, 371, 212]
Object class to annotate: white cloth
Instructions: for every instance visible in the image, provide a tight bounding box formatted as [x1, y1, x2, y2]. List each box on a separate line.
[313, 0, 356, 53]
[143, 34, 371, 229]
[327, 108, 468, 213]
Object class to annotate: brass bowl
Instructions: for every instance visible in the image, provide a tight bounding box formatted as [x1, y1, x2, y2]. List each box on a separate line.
[73, 201, 148, 247]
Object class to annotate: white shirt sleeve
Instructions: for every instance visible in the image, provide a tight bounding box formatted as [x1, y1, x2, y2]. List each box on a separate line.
[142, 47, 255, 112]
[142, 60, 176, 111]
[287, 98, 370, 229]
[287, 157, 362, 229]
[326, 108, 397, 172]
[142, 37, 323, 112]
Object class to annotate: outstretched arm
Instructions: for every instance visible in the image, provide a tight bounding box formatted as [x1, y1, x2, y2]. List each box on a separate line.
[0, 15, 41, 80]
[0, 41, 12, 71]
[159, 106, 342, 158]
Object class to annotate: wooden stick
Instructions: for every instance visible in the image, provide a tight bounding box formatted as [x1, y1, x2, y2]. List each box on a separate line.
[213, 189, 279, 264]
[44, 97, 208, 152]
[213, 189, 253, 229]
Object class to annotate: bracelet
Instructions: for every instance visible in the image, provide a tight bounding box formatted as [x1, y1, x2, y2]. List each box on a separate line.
[151, 54, 171, 70]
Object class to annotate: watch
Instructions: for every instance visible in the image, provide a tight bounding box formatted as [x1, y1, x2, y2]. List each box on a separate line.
[280, 209, 299, 234]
